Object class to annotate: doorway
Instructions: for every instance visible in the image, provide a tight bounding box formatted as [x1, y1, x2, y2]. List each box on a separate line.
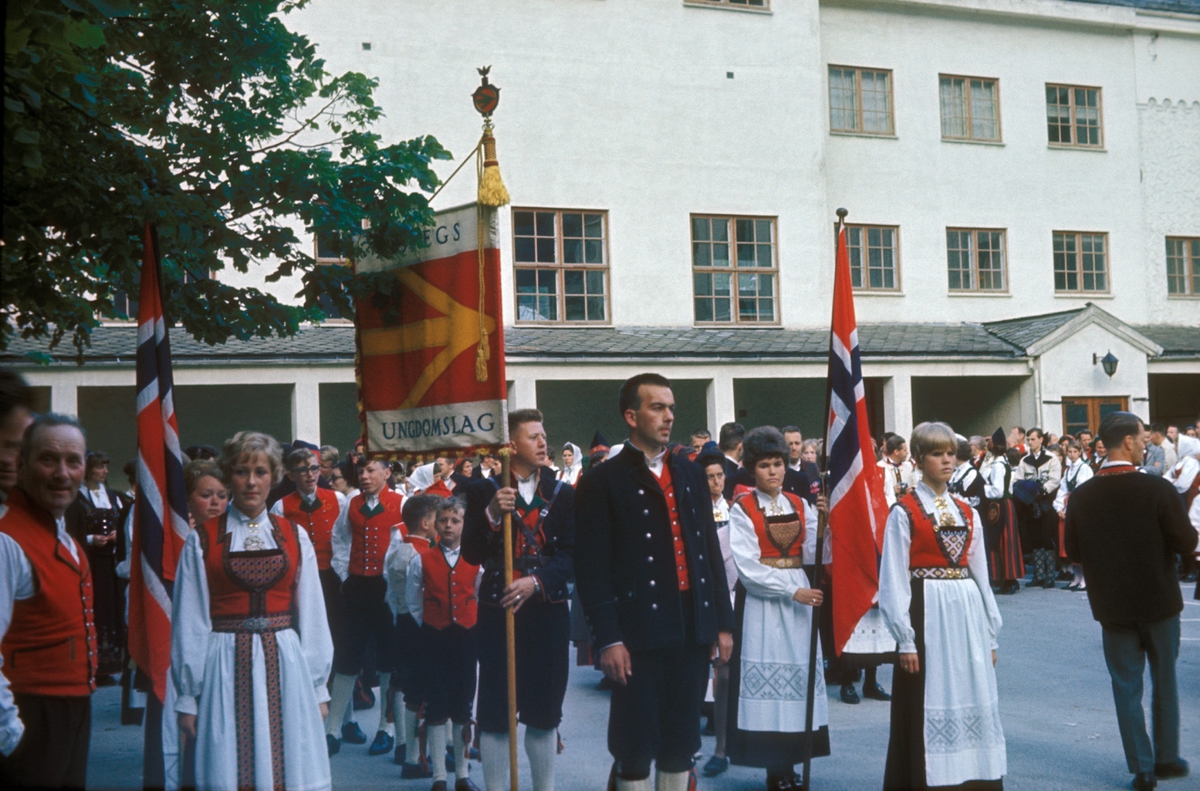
[1062, 396, 1128, 436]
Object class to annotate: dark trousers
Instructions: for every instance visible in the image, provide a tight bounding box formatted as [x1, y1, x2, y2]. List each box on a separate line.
[609, 594, 710, 779]
[1101, 616, 1181, 774]
[0, 693, 91, 789]
[334, 574, 394, 675]
[476, 600, 570, 733]
[318, 567, 342, 647]
[391, 613, 424, 711]
[421, 622, 477, 725]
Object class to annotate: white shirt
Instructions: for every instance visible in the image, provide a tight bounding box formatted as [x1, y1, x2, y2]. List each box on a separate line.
[81, 483, 112, 510]
[983, 457, 1011, 501]
[647, 448, 668, 478]
[1055, 459, 1094, 515]
[0, 511, 81, 756]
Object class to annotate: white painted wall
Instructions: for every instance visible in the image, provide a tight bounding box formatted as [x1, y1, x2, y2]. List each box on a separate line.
[1034, 323, 1152, 432]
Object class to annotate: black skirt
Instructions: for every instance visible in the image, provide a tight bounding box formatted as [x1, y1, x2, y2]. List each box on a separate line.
[727, 583, 830, 769]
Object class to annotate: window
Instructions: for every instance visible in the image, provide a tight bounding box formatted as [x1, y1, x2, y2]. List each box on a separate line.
[846, 225, 900, 290]
[1054, 231, 1108, 293]
[512, 209, 609, 323]
[692, 215, 777, 324]
[939, 75, 1000, 141]
[1046, 85, 1102, 147]
[1166, 237, 1200, 296]
[946, 228, 1007, 292]
[1063, 397, 1127, 436]
[313, 230, 349, 318]
[686, 0, 768, 9]
[829, 66, 894, 135]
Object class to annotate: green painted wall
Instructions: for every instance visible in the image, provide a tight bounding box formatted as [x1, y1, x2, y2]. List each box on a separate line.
[911, 376, 1026, 438]
[320, 382, 362, 452]
[732, 378, 827, 438]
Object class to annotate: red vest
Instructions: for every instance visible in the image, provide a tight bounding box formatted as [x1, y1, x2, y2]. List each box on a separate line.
[422, 479, 455, 498]
[735, 491, 807, 567]
[348, 490, 403, 577]
[898, 492, 973, 569]
[199, 513, 300, 620]
[278, 490, 340, 570]
[651, 461, 691, 591]
[420, 545, 478, 630]
[0, 488, 97, 697]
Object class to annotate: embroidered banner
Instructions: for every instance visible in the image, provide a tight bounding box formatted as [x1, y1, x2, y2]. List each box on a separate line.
[356, 203, 507, 460]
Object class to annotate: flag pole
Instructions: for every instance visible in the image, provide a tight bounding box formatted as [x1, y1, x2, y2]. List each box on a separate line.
[802, 207, 848, 791]
[499, 449, 518, 791]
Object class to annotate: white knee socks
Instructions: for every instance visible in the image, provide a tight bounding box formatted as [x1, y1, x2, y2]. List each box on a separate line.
[402, 706, 420, 765]
[453, 721, 472, 783]
[615, 777, 653, 791]
[429, 721, 449, 782]
[375, 672, 393, 736]
[525, 727, 556, 791]
[654, 769, 690, 791]
[326, 673, 356, 736]
[479, 731, 509, 790]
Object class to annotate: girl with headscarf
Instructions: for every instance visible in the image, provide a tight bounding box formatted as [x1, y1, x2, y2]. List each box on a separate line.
[556, 442, 582, 486]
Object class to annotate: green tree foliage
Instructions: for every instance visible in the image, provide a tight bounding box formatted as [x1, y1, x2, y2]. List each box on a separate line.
[3, 0, 450, 356]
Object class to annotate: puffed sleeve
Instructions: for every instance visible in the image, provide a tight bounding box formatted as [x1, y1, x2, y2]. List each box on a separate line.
[729, 501, 802, 600]
[170, 530, 212, 716]
[967, 507, 1002, 650]
[879, 505, 916, 654]
[406, 553, 424, 625]
[295, 528, 334, 703]
[331, 502, 351, 581]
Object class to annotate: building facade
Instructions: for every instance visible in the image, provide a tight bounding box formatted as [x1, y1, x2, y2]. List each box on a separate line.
[6, 0, 1199, 466]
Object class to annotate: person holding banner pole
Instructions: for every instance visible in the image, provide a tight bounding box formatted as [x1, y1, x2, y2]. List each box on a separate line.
[463, 409, 575, 791]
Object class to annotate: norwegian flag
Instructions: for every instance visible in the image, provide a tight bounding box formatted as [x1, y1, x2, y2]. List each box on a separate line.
[127, 222, 192, 703]
[825, 222, 890, 655]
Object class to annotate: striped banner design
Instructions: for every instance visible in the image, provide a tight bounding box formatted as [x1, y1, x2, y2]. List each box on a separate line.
[127, 222, 191, 703]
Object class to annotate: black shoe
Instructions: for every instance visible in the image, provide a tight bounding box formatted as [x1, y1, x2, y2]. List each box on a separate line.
[400, 756, 432, 778]
[341, 721, 368, 744]
[454, 779, 482, 791]
[1025, 577, 1043, 588]
[1154, 758, 1189, 778]
[326, 734, 340, 756]
[863, 682, 891, 701]
[840, 684, 860, 704]
[1057, 569, 1074, 581]
[369, 730, 394, 756]
[997, 582, 1017, 595]
[702, 756, 729, 777]
[1132, 772, 1157, 791]
[394, 743, 407, 765]
[1042, 578, 1056, 589]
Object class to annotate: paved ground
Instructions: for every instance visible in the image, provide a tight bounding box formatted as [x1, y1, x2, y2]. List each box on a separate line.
[85, 581, 1199, 790]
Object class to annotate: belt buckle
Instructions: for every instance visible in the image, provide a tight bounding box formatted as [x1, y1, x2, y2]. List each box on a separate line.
[243, 617, 270, 631]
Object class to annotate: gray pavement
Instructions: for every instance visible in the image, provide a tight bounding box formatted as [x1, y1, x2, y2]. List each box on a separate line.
[85, 582, 1200, 790]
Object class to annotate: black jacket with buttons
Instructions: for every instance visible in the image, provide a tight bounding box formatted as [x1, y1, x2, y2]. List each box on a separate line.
[461, 468, 575, 607]
[575, 444, 735, 653]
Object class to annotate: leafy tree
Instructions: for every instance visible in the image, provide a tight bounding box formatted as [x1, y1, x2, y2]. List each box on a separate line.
[3, 0, 449, 357]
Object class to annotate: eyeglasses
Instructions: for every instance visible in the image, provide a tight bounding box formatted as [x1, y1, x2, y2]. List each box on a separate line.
[329, 475, 343, 483]
[291, 465, 321, 475]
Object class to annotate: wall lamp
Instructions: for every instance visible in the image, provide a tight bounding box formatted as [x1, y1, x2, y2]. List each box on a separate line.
[1093, 350, 1119, 378]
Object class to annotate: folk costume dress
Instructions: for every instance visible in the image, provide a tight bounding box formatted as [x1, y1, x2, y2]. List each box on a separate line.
[726, 489, 831, 770]
[880, 484, 1005, 790]
[70, 482, 129, 677]
[1053, 460, 1093, 563]
[171, 506, 334, 791]
[983, 456, 1023, 585]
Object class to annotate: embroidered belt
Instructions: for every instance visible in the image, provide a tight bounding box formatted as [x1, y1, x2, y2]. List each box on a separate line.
[211, 613, 295, 633]
[910, 567, 970, 580]
[759, 556, 804, 569]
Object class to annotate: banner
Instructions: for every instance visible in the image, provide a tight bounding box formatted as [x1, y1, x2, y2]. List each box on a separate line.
[356, 203, 507, 459]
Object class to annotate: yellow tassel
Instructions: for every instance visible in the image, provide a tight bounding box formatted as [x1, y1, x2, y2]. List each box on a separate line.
[478, 131, 510, 207]
[475, 327, 490, 382]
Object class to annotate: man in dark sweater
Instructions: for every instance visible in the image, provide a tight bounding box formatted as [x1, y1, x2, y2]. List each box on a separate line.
[1065, 411, 1197, 791]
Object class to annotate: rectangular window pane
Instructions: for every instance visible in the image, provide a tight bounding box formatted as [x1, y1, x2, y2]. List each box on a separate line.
[848, 227, 864, 288]
[970, 79, 999, 140]
[829, 67, 859, 132]
[940, 76, 967, 138]
[1166, 237, 1186, 294]
[861, 70, 892, 133]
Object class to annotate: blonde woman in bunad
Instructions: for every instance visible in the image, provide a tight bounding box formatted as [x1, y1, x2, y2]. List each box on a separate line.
[881, 422, 1006, 790]
[171, 431, 334, 791]
[726, 427, 830, 791]
[1054, 441, 1093, 592]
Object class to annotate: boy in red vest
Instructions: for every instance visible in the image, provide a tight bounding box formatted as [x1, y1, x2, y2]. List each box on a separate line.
[406, 496, 482, 791]
[384, 492, 441, 774]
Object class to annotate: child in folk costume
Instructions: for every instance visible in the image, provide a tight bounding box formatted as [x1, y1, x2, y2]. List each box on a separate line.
[406, 496, 483, 791]
[881, 422, 1006, 790]
[983, 430, 1023, 595]
[1054, 441, 1093, 591]
[171, 432, 334, 791]
[726, 427, 830, 791]
[384, 493, 441, 775]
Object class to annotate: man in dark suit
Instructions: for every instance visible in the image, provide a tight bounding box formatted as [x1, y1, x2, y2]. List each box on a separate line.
[462, 408, 574, 791]
[718, 422, 744, 501]
[576, 373, 735, 791]
[1065, 411, 1197, 791]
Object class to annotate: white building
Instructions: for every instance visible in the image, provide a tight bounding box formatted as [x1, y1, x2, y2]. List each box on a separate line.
[6, 0, 1199, 466]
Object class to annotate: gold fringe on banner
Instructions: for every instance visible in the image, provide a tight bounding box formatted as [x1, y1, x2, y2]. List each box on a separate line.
[477, 122, 510, 208]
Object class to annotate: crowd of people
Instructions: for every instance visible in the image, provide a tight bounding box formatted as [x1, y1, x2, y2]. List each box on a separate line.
[0, 365, 1197, 791]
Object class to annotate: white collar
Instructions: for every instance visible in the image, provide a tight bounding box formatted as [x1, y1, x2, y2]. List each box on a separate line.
[754, 488, 792, 514]
[1101, 460, 1134, 468]
[646, 447, 668, 476]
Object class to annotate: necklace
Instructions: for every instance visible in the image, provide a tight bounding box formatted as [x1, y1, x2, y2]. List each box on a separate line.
[243, 517, 265, 551]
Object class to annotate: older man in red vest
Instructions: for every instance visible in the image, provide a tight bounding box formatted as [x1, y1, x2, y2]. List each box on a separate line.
[0, 414, 97, 789]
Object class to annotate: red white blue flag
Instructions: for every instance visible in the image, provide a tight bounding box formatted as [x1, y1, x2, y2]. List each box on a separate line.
[127, 222, 191, 702]
[825, 223, 890, 655]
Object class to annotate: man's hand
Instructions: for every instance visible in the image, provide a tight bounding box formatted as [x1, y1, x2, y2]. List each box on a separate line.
[487, 487, 519, 523]
[992, 649, 997, 667]
[599, 644, 633, 685]
[712, 631, 734, 667]
[898, 652, 919, 674]
[500, 576, 539, 612]
[179, 713, 197, 744]
[319, 702, 329, 720]
[815, 494, 829, 517]
[793, 587, 823, 607]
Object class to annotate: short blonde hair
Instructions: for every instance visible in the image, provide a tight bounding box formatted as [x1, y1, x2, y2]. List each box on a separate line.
[183, 459, 225, 497]
[909, 421, 957, 463]
[219, 431, 283, 486]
